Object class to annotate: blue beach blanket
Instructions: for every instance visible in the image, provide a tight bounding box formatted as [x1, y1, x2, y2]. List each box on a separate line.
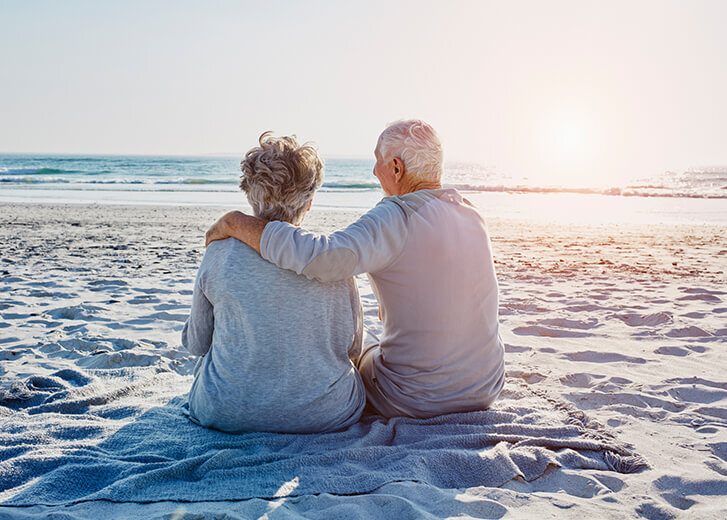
[0, 366, 646, 507]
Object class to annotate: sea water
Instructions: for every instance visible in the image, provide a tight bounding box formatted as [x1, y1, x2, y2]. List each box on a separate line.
[1, 154, 726, 225]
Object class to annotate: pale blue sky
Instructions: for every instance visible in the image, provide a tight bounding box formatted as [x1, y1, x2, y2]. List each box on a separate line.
[1, 0, 725, 183]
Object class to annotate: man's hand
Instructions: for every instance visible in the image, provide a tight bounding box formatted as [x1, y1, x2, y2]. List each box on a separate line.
[205, 210, 267, 254]
[205, 211, 239, 246]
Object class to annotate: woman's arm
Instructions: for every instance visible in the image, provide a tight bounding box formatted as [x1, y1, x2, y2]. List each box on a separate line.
[182, 276, 214, 357]
[346, 277, 364, 365]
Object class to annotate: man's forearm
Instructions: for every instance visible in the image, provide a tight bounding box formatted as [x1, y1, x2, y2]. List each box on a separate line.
[206, 211, 267, 253]
[226, 211, 267, 253]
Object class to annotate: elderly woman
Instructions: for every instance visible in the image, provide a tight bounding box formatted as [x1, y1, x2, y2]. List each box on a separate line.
[206, 120, 505, 419]
[182, 133, 365, 433]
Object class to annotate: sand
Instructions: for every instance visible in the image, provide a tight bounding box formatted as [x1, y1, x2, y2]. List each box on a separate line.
[0, 201, 726, 518]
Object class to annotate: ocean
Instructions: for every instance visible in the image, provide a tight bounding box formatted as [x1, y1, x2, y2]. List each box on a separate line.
[2, 154, 726, 226]
[1, 154, 726, 199]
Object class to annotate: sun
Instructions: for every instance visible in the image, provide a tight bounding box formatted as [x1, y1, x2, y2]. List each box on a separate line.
[536, 111, 598, 187]
[553, 122, 588, 158]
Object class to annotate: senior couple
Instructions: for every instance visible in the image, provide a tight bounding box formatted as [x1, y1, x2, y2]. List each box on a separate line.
[182, 120, 505, 433]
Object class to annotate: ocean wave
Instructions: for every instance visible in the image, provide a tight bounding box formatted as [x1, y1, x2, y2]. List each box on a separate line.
[321, 182, 381, 190]
[1, 172, 725, 199]
[0, 176, 231, 185]
[445, 183, 727, 199]
[0, 176, 381, 189]
[0, 167, 111, 176]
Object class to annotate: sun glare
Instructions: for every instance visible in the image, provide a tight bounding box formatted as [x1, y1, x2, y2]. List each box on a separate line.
[553, 122, 588, 158]
[535, 111, 599, 187]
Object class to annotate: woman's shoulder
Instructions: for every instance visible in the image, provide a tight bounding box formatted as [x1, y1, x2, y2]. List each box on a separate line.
[200, 238, 261, 276]
[204, 238, 352, 292]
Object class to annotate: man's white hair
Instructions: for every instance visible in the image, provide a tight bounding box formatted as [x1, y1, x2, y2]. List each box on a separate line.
[377, 119, 443, 182]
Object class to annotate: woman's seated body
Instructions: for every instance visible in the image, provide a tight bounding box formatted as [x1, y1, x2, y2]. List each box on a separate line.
[182, 133, 365, 433]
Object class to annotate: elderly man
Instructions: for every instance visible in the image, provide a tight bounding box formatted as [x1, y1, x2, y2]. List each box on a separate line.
[206, 120, 505, 419]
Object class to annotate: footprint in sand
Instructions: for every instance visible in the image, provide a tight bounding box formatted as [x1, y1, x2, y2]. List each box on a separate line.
[45, 304, 108, 321]
[682, 312, 707, 318]
[55, 337, 104, 353]
[653, 475, 727, 511]
[694, 406, 727, 423]
[1, 311, 39, 320]
[88, 279, 130, 292]
[708, 442, 727, 462]
[636, 502, 680, 519]
[665, 326, 713, 338]
[76, 350, 162, 369]
[501, 301, 551, 315]
[680, 287, 726, 295]
[1, 276, 28, 284]
[562, 351, 647, 364]
[506, 369, 546, 383]
[512, 325, 593, 338]
[153, 302, 187, 311]
[26, 280, 64, 288]
[128, 294, 161, 305]
[612, 311, 672, 327]
[132, 287, 168, 295]
[677, 293, 722, 303]
[705, 443, 727, 476]
[503, 468, 618, 499]
[654, 345, 708, 357]
[140, 311, 188, 322]
[666, 385, 727, 405]
[504, 343, 532, 353]
[664, 377, 727, 390]
[561, 303, 613, 312]
[52, 368, 94, 386]
[538, 317, 602, 330]
[559, 372, 607, 388]
[565, 390, 686, 416]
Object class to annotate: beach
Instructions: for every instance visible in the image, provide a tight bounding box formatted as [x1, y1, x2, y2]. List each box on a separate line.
[0, 197, 725, 518]
[4, 0, 727, 515]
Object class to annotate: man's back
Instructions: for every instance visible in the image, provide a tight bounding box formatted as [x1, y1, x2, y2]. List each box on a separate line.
[369, 189, 505, 417]
[260, 188, 505, 418]
[185, 238, 365, 433]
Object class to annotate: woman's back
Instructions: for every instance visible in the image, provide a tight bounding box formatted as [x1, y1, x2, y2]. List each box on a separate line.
[186, 238, 365, 433]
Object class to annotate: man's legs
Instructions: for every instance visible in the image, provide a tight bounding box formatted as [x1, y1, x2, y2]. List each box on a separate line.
[357, 344, 404, 418]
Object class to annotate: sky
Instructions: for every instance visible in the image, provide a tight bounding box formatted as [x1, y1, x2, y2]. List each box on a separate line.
[1, 0, 726, 184]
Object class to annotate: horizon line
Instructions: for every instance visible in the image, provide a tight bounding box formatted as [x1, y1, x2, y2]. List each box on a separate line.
[0, 150, 497, 164]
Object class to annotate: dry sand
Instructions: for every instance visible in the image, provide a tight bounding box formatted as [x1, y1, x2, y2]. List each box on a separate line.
[0, 202, 726, 518]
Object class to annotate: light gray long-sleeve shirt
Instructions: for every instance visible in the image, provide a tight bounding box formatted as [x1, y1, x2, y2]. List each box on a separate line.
[182, 238, 365, 433]
[261, 188, 505, 418]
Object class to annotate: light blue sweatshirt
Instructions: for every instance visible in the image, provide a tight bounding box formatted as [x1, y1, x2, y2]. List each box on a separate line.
[182, 238, 365, 433]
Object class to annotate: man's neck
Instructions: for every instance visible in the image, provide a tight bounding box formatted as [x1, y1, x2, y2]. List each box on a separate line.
[398, 178, 442, 195]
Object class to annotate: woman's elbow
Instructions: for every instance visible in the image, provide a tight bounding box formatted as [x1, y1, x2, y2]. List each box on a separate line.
[182, 322, 209, 356]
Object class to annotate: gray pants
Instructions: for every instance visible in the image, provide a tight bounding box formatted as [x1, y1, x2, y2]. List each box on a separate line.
[357, 332, 413, 418]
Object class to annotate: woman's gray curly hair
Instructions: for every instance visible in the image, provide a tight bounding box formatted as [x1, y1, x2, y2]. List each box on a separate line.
[240, 132, 324, 225]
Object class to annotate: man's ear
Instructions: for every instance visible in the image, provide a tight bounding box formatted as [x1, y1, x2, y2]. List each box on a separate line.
[393, 157, 405, 182]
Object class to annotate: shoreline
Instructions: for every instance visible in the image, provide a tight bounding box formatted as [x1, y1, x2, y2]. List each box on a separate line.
[2, 189, 726, 225]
